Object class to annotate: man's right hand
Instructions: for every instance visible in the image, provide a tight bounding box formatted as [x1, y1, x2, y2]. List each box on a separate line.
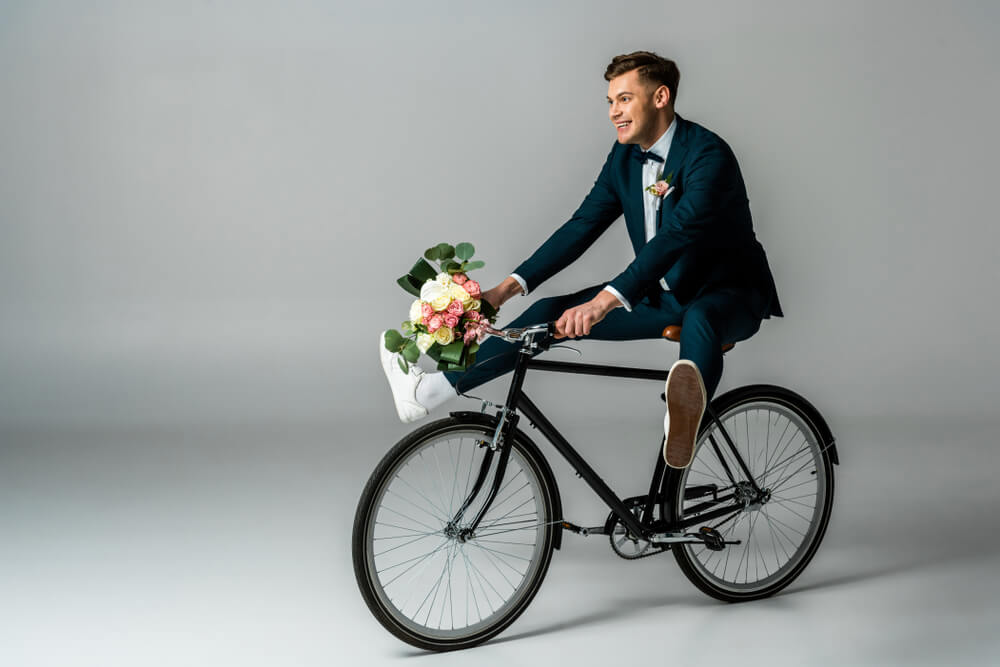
[481, 276, 525, 310]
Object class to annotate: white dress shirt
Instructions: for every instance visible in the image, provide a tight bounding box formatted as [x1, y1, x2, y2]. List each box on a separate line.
[510, 117, 677, 312]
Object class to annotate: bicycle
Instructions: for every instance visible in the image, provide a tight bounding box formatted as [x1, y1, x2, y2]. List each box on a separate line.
[353, 322, 839, 651]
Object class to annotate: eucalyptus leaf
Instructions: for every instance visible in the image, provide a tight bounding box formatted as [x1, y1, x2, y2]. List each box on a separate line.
[384, 329, 404, 351]
[442, 259, 460, 274]
[455, 242, 475, 260]
[402, 340, 420, 363]
[463, 260, 485, 271]
[398, 357, 409, 373]
[435, 243, 455, 260]
[424, 246, 440, 261]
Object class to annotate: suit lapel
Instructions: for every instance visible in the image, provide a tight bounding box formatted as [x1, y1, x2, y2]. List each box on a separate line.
[657, 114, 688, 229]
[625, 146, 647, 251]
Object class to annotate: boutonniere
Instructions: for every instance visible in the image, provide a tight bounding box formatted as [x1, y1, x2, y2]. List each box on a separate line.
[645, 170, 675, 198]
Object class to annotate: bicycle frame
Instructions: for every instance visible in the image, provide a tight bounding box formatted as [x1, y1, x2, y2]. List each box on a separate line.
[453, 329, 762, 542]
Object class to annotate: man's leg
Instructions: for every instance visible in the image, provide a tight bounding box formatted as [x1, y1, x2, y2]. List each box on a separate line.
[677, 285, 768, 401]
[443, 283, 677, 394]
[663, 286, 767, 468]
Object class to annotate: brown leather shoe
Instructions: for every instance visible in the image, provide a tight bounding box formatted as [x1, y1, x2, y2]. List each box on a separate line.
[663, 360, 707, 469]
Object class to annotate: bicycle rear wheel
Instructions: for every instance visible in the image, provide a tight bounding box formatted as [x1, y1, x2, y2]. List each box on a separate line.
[665, 385, 835, 602]
[352, 416, 558, 651]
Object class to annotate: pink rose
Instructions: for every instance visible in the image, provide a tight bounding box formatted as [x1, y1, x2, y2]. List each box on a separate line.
[464, 280, 481, 298]
[452, 273, 468, 285]
[447, 299, 464, 316]
[443, 313, 459, 329]
[463, 329, 477, 344]
[466, 310, 482, 322]
[427, 314, 443, 332]
[652, 181, 672, 197]
[421, 303, 433, 319]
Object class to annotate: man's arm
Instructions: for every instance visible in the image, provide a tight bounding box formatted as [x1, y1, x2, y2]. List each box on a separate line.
[606, 139, 742, 307]
[510, 145, 623, 293]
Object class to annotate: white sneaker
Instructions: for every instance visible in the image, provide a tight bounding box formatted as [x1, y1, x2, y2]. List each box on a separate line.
[379, 332, 429, 423]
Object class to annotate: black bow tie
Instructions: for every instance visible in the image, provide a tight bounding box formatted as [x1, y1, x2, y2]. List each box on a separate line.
[634, 149, 664, 164]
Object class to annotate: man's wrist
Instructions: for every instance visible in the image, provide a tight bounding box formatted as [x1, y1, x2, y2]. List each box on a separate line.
[594, 288, 624, 314]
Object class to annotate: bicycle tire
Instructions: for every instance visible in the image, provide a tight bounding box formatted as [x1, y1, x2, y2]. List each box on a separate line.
[352, 415, 558, 651]
[664, 385, 836, 602]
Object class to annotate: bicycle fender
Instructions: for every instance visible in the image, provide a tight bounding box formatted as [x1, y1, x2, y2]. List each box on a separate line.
[709, 385, 840, 465]
[449, 410, 565, 549]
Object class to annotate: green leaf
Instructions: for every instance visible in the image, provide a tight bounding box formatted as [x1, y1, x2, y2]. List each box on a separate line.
[441, 259, 460, 274]
[425, 344, 443, 362]
[439, 340, 465, 364]
[402, 340, 420, 363]
[465, 352, 476, 367]
[384, 329, 404, 351]
[424, 246, 440, 261]
[462, 260, 484, 271]
[397, 356, 409, 373]
[435, 243, 455, 260]
[665, 170, 674, 184]
[396, 274, 422, 297]
[455, 242, 475, 260]
[479, 299, 497, 321]
[409, 258, 438, 283]
[467, 342, 480, 356]
[400, 320, 414, 334]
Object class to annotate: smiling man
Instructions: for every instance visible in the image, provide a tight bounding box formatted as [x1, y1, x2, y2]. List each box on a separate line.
[380, 51, 782, 468]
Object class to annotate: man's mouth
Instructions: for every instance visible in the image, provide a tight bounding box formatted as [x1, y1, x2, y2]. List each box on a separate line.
[615, 121, 631, 130]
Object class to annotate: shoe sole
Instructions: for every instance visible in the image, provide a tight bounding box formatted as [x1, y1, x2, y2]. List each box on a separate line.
[663, 360, 707, 469]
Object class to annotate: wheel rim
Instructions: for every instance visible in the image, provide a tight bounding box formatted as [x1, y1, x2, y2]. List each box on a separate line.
[363, 427, 549, 641]
[675, 400, 828, 594]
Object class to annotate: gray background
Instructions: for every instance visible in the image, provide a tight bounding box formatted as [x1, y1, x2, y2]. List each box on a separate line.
[2, 1, 999, 665]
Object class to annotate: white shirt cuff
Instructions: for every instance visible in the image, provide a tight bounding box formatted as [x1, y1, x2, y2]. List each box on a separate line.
[602, 285, 631, 312]
[509, 273, 529, 296]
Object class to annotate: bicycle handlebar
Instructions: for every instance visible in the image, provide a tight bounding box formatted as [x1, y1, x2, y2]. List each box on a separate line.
[479, 321, 554, 344]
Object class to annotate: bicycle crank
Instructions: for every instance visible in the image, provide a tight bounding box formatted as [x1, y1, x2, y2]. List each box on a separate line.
[650, 526, 742, 551]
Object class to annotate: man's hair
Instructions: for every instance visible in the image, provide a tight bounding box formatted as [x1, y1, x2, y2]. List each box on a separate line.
[604, 51, 680, 107]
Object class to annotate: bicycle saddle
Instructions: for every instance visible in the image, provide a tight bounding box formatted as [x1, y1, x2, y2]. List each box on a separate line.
[661, 325, 735, 354]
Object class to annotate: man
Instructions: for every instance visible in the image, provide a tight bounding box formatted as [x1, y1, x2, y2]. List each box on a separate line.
[380, 51, 782, 468]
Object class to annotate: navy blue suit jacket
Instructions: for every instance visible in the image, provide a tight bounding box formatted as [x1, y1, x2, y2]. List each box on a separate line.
[512, 113, 783, 319]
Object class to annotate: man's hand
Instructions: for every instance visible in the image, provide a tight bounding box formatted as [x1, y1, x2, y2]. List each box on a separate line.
[554, 290, 623, 339]
[481, 276, 525, 310]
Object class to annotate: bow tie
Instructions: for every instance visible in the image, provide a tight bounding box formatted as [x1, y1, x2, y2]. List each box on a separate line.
[633, 149, 664, 164]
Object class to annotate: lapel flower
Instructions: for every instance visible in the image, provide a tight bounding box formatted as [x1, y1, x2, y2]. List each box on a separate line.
[645, 170, 675, 198]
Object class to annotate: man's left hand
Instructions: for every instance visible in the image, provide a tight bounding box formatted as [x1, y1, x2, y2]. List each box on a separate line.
[554, 290, 623, 339]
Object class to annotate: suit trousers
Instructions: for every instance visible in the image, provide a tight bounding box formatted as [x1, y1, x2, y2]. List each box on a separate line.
[443, 283, 768, 401]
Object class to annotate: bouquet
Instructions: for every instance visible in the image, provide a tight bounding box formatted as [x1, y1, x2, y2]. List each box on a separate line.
[383, 242, 498, 373]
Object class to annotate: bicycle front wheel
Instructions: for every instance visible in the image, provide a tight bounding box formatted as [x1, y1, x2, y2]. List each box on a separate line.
[352, 416, 558, 651]
[665, 385, 835, 602]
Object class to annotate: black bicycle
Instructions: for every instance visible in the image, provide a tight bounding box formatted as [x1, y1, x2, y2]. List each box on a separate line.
[353, 322, 839, 651]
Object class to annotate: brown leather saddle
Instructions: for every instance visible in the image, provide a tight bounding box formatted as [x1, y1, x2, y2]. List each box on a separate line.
[661, 325, 735, 354]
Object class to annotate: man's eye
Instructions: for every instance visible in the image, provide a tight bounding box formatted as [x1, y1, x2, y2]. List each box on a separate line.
[622, 97, 630, 102]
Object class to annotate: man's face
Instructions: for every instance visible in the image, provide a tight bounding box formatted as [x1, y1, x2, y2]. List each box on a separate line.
[607, 68, 667, 147]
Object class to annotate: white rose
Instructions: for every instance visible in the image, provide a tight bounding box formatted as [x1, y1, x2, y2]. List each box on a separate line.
[416, 333, 435, 353]
[448, 283, 472, 308]
[409, 299, 423, 323]
[420, 279, 448, 304]
[435, 272, 452, 286]
[433, 326, 454, 345]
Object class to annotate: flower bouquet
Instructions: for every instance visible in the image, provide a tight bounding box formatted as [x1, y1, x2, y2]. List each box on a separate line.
[383, 242, 498, 373]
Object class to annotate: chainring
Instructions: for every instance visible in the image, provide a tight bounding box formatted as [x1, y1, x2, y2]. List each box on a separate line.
[607, 496, 666, 560]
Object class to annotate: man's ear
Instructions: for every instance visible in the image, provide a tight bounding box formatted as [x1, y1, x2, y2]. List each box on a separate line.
[654, 84, 671, 109]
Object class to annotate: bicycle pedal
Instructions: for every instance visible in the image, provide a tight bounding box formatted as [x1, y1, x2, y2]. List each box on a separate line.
[697, 526, 725, 551]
